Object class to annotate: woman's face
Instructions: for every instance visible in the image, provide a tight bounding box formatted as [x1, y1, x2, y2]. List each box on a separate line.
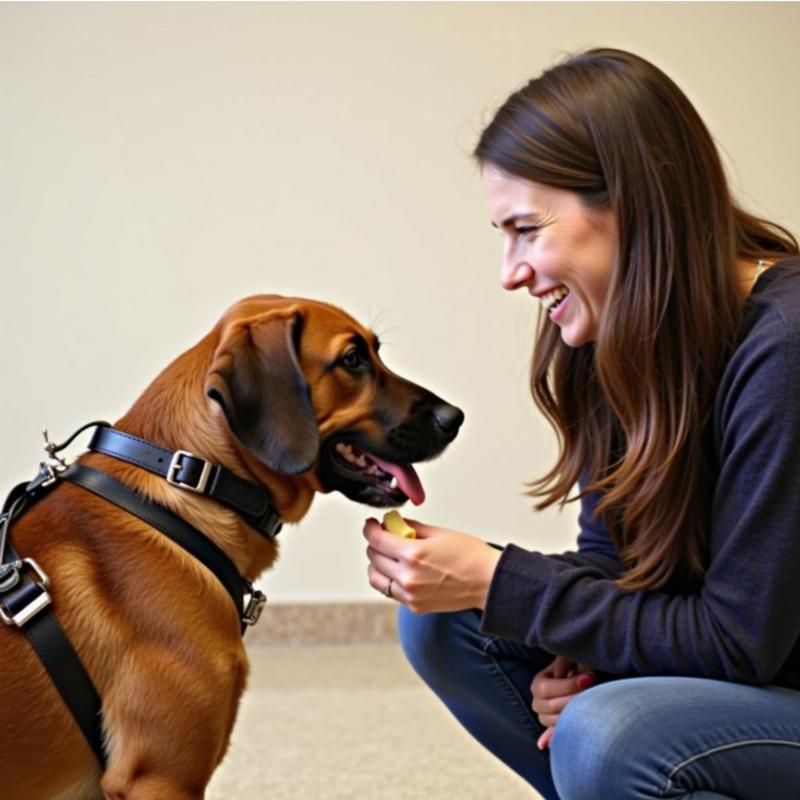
[481, 164, 618, 347]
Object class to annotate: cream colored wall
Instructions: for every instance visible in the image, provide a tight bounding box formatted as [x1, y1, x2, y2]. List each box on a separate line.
[1, 2, 798, 603]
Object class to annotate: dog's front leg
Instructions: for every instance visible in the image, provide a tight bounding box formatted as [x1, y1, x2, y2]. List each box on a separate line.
[99, 642, 248, 800]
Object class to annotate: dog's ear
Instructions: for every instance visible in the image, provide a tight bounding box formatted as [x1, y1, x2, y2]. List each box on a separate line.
[206, 309, 319, 475]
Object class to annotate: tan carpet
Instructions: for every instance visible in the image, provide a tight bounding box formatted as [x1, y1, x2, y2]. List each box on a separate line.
[208, 643, 539, 799]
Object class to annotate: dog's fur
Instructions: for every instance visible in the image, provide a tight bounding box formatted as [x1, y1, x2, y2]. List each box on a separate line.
[0, 296, 462, 800]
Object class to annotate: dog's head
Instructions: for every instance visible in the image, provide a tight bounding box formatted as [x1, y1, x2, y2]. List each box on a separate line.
[205, 296, 463, 507]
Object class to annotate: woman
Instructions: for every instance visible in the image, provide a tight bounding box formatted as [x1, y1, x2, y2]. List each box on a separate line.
[363, 49, 800, 800]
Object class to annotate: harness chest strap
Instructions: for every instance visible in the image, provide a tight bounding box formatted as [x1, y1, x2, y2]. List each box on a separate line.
[0, 444, 270, 768]
[61, 463, 266, 633]
[1, 478, 107, 768]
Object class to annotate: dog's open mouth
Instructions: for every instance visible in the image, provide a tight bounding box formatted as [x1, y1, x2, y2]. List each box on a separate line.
[320, 438, 425, 507]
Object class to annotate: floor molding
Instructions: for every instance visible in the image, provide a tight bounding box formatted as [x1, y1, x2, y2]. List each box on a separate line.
[246, 601, 400, 645]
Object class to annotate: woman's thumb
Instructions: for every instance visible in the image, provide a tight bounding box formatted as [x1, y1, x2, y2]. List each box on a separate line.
[551, 655, 575, 680]
[403, 519, 437, 538]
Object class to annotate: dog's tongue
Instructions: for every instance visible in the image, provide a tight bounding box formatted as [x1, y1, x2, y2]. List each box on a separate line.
[368, 455, 426, 506]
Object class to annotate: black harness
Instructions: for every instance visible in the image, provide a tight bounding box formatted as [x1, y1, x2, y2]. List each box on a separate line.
[0, 422, 282, 769]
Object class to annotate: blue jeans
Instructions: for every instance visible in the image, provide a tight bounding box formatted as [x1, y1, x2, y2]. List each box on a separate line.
[397, 607, 800, 799]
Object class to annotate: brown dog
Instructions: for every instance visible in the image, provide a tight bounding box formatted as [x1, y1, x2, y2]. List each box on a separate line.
[0, 295, 463, 800]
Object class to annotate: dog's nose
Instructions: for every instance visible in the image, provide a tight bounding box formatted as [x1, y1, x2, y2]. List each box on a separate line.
[433, 403, 465, 438]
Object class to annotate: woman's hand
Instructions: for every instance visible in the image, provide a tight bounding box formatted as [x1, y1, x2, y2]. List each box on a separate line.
[362, 517, 502, 613]
[532, 655, 596, 749]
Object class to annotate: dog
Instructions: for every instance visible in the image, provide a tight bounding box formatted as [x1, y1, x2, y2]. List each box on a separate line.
[0, 295, 463, 800]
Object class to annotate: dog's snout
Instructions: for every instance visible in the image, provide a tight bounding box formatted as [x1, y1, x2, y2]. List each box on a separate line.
[433, 403, 464, 438]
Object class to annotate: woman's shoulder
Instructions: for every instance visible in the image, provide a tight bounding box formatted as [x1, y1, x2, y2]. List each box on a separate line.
[741, 256, 800, 342]
[719, 257, 800, 399]
[715, 257, 800, 435]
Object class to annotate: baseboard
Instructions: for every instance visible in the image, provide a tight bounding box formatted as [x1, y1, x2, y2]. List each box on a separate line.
[246, 601, 400, 645]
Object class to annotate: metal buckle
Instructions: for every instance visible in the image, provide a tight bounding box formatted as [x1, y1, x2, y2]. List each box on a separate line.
[242, 587, 267, 627]
[0, 560, 20, 593]
[40, 429, 70, 487]
[166, 450, 212, 494]
[0, 558, 52, 627]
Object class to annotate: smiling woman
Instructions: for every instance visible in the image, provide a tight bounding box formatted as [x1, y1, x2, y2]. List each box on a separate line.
[363, 47, 800, 800]
[473, 48, 798, 594]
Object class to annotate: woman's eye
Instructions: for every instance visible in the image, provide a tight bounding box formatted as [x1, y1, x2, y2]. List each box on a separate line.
[516, 226, 538, 237]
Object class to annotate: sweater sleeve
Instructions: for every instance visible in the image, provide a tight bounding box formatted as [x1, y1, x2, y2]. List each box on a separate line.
[546, 484, 623, 578]
[480, 305, 800, 687]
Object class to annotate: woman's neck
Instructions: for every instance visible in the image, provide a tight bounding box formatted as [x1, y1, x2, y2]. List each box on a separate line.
[735, 257, 774, 304]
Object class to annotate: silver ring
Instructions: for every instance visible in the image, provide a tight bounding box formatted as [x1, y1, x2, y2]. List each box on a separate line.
[385, 578, 394, 599]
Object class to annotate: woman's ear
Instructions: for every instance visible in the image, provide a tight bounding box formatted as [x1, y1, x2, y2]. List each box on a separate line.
[205, 309, 319, 475]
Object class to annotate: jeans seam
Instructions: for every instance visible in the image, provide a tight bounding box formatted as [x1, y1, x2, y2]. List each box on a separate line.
[481, 636, 542, 738]
[660, 738, 800, 796]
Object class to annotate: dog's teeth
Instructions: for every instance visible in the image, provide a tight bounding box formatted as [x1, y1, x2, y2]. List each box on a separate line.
[390, 476, 398, 489]
[336, 444, 371, 469]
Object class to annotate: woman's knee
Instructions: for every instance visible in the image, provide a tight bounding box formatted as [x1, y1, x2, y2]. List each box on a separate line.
[554, 677, 800, 800]
[549, 679, 662, 800]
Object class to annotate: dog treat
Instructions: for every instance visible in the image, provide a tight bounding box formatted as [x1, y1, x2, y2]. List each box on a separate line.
[382, 510, 416, 538]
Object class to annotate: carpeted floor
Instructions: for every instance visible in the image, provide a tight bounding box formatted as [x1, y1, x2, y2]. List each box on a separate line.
[208, 643, 540, 800]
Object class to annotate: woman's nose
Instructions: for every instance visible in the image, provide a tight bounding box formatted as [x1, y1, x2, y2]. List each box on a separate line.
[500, 259, 534, 291]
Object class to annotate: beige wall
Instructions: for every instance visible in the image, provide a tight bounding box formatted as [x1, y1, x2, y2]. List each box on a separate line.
[2, 2, 798, 603]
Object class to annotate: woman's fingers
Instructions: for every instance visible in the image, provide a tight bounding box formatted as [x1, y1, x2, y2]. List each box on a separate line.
[532, 663, 586, 701]
[366, 563, 407, 603]
[363, 518, 413, 601]
[537, 727, 554, 750]
[532, 655, 595, 692]
[363, 518, 410, 558]
[550, 655, 573, 680]
[366, 545, 401, 578]
[401, 518, 441, 539]
[532, 686, 590, 719]
[531, 655, 598, 749]
[529, 655, 574, 694]
[531, 654, 596, 737]
[536, 672, 595, 702]
[363, 516, 502, 612]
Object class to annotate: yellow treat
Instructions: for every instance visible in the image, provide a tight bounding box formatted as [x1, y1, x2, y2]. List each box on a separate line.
[382, 510, 416, 538]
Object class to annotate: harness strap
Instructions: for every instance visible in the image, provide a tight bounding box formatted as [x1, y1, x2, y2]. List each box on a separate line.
[0, 427, 269, 771]
[5, 544, 107, 767]
[87, 426, 283, 539]
[62, 464, 265, 634]
[1, 478, 107, 768]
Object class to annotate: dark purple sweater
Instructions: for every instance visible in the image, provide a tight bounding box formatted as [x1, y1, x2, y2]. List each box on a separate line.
[481, 258, 800, 691]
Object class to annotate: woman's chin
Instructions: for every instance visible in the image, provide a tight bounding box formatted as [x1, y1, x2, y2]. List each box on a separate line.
[558, 321, 594, 348]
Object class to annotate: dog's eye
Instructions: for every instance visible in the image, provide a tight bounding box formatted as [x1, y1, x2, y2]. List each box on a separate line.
[339, 349, 362, 371]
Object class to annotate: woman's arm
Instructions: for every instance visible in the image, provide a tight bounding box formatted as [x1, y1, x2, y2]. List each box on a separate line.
[363, 476, 623, 613]
[481, 301, 800, 687]
[365, 295, 800, 688]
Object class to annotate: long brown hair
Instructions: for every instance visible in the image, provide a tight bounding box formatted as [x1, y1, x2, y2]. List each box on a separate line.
[474, 48, 799, 591]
